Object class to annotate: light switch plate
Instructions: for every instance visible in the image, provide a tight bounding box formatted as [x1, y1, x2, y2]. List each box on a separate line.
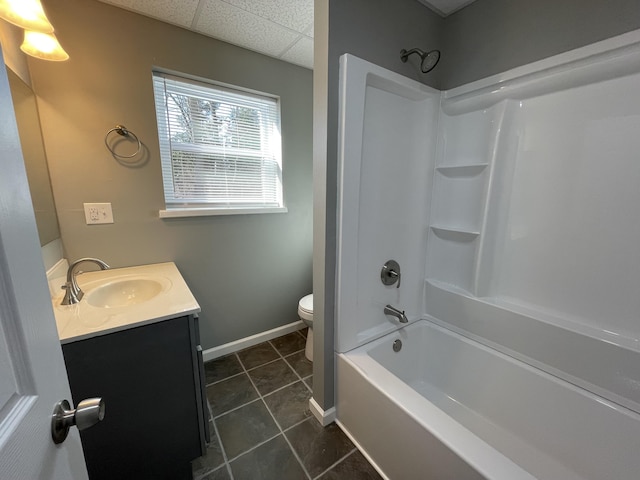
[84, 203, 114, 224]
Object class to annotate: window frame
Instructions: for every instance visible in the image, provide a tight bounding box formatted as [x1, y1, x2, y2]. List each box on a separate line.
[152, 70, 287, 218]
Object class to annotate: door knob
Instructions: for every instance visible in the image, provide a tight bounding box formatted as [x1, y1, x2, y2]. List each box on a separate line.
[51, 398, 105, 444]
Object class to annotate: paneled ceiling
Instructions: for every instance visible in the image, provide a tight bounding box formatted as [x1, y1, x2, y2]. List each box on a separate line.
[97, 0, 477, 70]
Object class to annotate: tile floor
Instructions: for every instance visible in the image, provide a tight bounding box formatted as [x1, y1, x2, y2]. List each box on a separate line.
[192, 329, 382, 480]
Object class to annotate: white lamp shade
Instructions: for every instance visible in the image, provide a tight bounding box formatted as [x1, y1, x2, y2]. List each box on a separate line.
[0, 0, 54, 33]
[20, 30, 69, 61]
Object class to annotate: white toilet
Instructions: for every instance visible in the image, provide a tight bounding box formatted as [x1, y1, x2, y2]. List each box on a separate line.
[297, 294, 313, 361]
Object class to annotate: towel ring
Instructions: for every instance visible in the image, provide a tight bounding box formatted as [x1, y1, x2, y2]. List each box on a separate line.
[104, 124, 141, 158]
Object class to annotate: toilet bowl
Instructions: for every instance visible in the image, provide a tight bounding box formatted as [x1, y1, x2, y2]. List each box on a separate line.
[297, 294, 313, 361]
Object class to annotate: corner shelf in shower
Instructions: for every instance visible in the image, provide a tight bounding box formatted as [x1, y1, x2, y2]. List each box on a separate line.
[430, 225, 480, 239]
[435, 163, 488, 177]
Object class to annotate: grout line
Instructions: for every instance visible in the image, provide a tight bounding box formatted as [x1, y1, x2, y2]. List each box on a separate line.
[279, 422, 313, 480]
[203, 333, 351, 480]
[244, 356, 282, 372]
[225, 431, 282, 463]
[281, 415, 314, 434]
[211, 414, 234, 480]
[263, 378, 307, 398]
[269, 339, 308, 380]
[281, 354, 308, 383]
[211, 355, 307, 419]
[205, 369, 245, 387]
[213, 396, 262, 420]
[311, 448, 358, 480]
[236, 348, 314, 480]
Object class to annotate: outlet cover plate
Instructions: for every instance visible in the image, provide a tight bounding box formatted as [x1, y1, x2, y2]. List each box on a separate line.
[84, 203, 114, 224]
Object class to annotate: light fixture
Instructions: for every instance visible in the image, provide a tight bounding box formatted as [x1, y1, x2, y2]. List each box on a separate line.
[20, 30, 69, 61]
[0, 0, 54, 33]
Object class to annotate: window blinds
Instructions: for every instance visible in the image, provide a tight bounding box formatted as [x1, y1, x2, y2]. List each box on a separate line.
[152, 72, 283, 210]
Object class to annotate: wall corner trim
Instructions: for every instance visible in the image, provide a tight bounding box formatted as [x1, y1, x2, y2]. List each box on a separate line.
[309, 397, 336, 426]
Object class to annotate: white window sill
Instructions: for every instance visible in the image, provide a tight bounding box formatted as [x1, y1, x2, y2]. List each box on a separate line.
[159, 207, 288, 218]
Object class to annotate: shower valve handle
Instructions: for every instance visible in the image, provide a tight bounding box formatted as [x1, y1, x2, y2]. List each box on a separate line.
[381, 260, 401, 288]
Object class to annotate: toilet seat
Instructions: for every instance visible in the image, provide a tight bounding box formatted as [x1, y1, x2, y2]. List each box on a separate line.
[298, 294, 313, 322]
[298, 294, 314, 362]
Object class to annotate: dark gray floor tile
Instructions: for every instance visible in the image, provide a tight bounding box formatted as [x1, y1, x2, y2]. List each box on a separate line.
[318, 450, 383, 480]
[206, 373, 258, 417]
[303, 375, 312, 391]
[299, 328, 308, 338]
[248, 359, 299, 395]
[285, 418, 355, 478]
[216, 400, 280, 459]
[264, 381, 311, 430]
[285, 350, 313, 378]
[199, 466, 231, 480]
[238, 342, 280, 370]
[230, 435, 307, 480]
[271, 332, 306, 356]
[204, 354, 243, 385]
[192, 430, 225, 477]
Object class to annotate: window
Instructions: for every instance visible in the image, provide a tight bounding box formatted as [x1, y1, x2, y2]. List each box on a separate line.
[152, 72, 285, 216]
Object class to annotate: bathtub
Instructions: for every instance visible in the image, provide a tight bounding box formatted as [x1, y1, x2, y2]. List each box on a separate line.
[336, 320, 640, 480]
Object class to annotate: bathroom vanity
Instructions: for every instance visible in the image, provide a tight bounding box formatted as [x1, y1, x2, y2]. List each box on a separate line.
[52, 262, 207, 480]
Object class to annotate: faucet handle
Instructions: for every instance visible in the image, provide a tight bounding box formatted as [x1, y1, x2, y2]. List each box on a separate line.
[381, 260, 401, 288]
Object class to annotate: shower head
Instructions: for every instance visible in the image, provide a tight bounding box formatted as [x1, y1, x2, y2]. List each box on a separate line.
[400, 48, 441, 73]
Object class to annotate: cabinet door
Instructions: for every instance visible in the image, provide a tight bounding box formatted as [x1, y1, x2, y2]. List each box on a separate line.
[63, 317, 202, 480]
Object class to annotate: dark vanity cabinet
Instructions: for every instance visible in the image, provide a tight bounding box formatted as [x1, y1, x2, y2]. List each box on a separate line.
[62, 315, 209, 480]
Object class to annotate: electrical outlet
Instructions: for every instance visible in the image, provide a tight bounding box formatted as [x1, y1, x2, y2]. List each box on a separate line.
[83, 203, 114, 224]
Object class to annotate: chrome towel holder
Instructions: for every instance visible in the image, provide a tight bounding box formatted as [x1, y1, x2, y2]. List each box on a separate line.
[104, 124, 141, 158]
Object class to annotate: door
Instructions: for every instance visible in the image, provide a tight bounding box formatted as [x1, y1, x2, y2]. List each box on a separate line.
[0, 50, 88, 478]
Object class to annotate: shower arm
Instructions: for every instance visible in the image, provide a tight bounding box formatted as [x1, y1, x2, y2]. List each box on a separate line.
[400, 48, 424, 63]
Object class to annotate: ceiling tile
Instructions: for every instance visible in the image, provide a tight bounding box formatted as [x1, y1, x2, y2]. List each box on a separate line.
[280, 36, 313, 70]
[195, 0, 301, 57]
[98, 0, 199, 28]
[222, 0, 314, 33]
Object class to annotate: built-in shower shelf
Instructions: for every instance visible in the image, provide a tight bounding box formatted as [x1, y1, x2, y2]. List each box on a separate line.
[435, 164, 488, 177]
[425, 277, 474, 297]
[430, 225, 480, 239]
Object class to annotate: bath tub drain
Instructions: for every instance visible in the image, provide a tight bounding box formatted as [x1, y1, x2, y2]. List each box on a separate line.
[393, 339, 402, 352]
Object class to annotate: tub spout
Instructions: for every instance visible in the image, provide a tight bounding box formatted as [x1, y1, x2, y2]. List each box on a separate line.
[384, 304, 408, 323]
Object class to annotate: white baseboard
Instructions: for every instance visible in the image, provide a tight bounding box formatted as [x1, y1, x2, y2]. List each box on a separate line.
[309, 397, 336, 426]
[202, 320, 305, 362]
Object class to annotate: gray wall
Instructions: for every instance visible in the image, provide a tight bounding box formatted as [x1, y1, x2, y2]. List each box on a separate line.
[31, 0, 313, 349]
[312, 0, 443, 411]
[441, 0, 640, 88]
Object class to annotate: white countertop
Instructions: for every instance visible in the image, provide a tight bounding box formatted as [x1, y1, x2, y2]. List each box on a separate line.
[52, 262, 200, 344]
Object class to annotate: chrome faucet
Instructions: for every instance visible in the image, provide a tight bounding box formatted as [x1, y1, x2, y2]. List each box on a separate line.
[61, 258, 110, 305]
[384, 304, 408, 323]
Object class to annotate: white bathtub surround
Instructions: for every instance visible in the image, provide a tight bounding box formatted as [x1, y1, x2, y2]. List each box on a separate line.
[335, 29, 640, 480]
[336, 54, 440, 353]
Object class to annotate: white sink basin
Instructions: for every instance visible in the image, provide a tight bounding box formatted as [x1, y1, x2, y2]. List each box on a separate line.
[53, 263, 200, 343]
[85, 277, 164, 308]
